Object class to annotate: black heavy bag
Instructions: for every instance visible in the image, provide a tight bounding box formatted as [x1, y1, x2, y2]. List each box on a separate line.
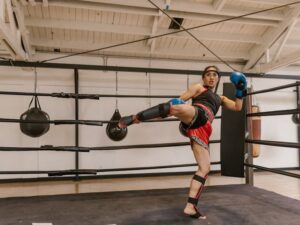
[20, 96, 50, 137]
[106, 109, 127, 141]
[292, 113, 300, 125]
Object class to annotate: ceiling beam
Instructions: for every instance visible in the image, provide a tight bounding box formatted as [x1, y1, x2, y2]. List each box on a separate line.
[80, 0, 283, 20]
[0, 0, 26, 59]
[5, 0, 16, 36]
[30, 0, 283, 26]
[213, 0, 227, 11]
[0, 1, 5, 22]
[19, 0, 27, 5]
[42, 0, 48, 7]
[243, 5, 300, 71]
[260, 49, 300, 73]
[273, 18, 298, 61]
[238, 0, 296, 6]
[12, 0, 34, 57]
[265, 48, 270, 63]
[30, 38, 248, 60]
[25, 17, 151, 35]
[24, 17, 263, 44]
[28, 0, 36, 6]
[285, 38, 300, 47]
[149, 15, 159, 54]
[147, 0, 169, 53]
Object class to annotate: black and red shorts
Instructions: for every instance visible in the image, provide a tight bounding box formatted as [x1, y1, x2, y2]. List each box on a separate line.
[187, 104, 214, 149]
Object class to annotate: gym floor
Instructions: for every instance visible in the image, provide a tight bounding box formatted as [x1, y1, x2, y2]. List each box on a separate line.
[0, 171, 299, 225]
[0, 171, 299, 200]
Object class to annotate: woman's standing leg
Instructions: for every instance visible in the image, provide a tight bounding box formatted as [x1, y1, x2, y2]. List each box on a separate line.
[184, 141, 210, 219]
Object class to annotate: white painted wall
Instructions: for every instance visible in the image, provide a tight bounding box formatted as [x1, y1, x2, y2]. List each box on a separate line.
[0, 54, 298, 179]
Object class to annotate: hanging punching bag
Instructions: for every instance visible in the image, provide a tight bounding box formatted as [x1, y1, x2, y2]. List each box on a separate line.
[292, 114, 300, 125]
[250, 105, 261, 157]
[106, 109, 128, 141]
[20, 96, 50, 138]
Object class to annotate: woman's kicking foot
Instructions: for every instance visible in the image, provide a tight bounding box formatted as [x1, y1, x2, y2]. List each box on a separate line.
[183, 203, 206, 219]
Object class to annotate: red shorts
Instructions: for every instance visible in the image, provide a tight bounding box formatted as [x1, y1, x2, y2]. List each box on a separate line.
[187, 121, 212, 149]
[187, 104, 214, 149]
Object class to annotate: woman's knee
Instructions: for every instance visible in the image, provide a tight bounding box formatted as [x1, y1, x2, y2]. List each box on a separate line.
[170, 104, 185, 114]
[197, 164, 210, 176]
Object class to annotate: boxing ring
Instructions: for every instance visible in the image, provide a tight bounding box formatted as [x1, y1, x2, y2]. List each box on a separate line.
[0, 61, 299, 225]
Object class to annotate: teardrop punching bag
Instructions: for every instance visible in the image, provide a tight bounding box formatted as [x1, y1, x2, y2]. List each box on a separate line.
[292, 114, 300, 125]
[20, 96, 50, 138]
[106, 109, 128, 141]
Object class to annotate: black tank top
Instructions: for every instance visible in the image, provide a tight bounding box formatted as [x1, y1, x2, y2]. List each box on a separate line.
[192, 88, 222, 115]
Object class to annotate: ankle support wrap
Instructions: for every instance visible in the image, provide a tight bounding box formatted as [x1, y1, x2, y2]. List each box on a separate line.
[187, 174, 207, 206]
[193, 174, 206, 185]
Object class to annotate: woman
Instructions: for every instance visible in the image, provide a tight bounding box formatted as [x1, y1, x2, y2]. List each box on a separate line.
[118, 65, 247, 219]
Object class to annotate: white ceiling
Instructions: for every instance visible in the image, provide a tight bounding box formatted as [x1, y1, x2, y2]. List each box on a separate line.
[1, 0, 300, 73]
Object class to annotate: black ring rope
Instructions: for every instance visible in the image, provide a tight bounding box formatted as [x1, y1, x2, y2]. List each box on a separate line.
[247, 82, 299, 96]
[246, 139, 300, 148]
[247, 109, 300, 117]
[0, 170, 97, 175]
[0, 116, 221, 125]
[49, 161, 222, 176]
[89, 140, 220, 151]
[0, 118, 103, 126]
[0, 82, 298, 100]
[0, 90, 178, 99]
[0, 140, 220, 152]
[0, 161, 221, 175]
[0, 146, 90, 152]
[244, 163, 300, 179]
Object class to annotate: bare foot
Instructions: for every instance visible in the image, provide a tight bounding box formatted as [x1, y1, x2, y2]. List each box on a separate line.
[118, 120, 127, 129]
[183, 204, 206, 219]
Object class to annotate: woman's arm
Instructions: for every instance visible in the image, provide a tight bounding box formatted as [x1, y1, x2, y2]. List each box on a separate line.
[179, 84, 205, 101]
[221, 96, 243, 111]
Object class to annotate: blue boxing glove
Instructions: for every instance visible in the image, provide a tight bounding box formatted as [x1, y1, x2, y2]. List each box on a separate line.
[230, 71, 247, 99]
[169, 98, 185, 105]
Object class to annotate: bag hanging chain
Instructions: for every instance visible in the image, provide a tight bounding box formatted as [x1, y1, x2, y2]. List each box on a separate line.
[115, 71, 118, 109]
